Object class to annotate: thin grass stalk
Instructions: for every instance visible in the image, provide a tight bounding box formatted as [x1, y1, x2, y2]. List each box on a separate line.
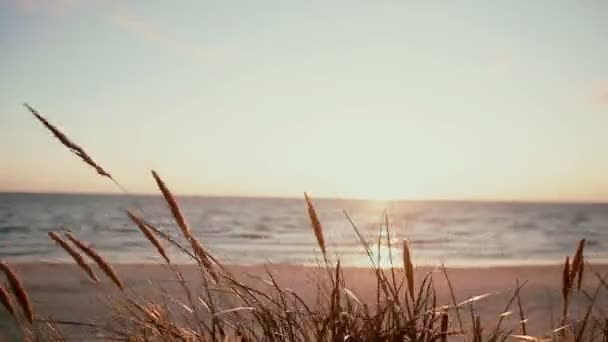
[343, 209, 395, 309]
[474, 315, 482, 342]
[174, 270, 212, 338]
[384, 212, 400, 305]
[546, 290, 555, 332]
[48, 231, 99, 283]
[24, 103, 113, 180]
[191, 238, 217, 280]
[516, 279, 528, 336]
[375, 227, 382, 309]
[24, 104, 136, 202]
[570, 239, 586, 285]
[143, 222, 196, 259]
[304, 193, 338, 294]
[304, 193, 326, 258]
[562, 256, 571, 324]
[403, 239, 415, 303]
[42, 320, 65, 341]
[491, 280, 527, 340]
[127, 211, 170, 264]
[441, 265, 464, 337]
[576, 273, 608, 342]
[343, 211, 374, 265]
[440, 311, 449, 342]
[414, 272, 433, 315]
[430, 289, 437, 328]
[64, 233, 124, 291]
[151, 170, 214, 271]
[331, 260, 341, 337]
[151, 170, 190, 238]
[0, 262, 34, 324]
[0, 285, 16, 318]
[578, 256, 585, 291]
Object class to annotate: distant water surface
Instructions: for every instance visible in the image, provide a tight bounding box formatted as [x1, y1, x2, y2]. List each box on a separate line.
[0, 193, 606, 267]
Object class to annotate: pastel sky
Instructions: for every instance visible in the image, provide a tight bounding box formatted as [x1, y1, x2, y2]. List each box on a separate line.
[1, 1, 607, 201]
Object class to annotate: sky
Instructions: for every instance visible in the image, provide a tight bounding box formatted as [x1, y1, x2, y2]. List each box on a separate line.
[1, 0, 607, 201]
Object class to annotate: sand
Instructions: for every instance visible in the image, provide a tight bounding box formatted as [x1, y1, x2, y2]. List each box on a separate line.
[1, 263, 607, 340]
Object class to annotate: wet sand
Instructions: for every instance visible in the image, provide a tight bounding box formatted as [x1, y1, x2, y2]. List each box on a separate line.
[2, 263, 607, 340]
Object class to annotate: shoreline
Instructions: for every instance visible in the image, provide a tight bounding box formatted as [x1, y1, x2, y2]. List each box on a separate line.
[2, 262, 607, 339]
[13, 258, 606, 269]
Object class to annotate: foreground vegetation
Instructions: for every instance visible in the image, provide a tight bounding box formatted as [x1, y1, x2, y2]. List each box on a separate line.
[0, 104, 606, 341]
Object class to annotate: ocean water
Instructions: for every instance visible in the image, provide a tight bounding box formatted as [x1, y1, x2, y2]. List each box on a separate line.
[0, 193, 606, 267]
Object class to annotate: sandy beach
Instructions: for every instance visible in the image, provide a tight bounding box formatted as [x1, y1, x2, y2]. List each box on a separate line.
[1, 262, 607, 340]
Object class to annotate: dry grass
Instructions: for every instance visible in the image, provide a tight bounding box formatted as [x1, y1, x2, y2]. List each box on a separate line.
[402, 239, 415, 303]
[304, 192, 326, 258]
[127, 210, 171, 264]
[2, 104, 608, 341]
[572, 239, 586, 290]
[64, 232, 124, 291]
[152, 170, 215, 273]
[0, 285, 16, 319]
[48, 231, 100, 283]
[24, 103, 113, 180]
[151, 170, 190, 238]
[0, 262, 34, 324]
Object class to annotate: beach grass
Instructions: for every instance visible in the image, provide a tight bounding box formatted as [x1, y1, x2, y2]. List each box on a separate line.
[1, 104, 607, 341]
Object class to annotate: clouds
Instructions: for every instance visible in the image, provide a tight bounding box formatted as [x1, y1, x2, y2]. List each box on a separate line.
[10, 0, 81, 17]
[110, 8, 212, 59]
[582, 83, 608, 105]
[593, 87, 608, 104]
[7, 0, 232, 62]
[487, 53, 515, 75]
[109, 8, 233, 63]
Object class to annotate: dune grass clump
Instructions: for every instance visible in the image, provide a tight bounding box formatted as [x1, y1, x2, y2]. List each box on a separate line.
[1, 104, 607, 340]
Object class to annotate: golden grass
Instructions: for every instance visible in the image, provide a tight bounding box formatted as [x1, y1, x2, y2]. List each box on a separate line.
[9, 104, 608, 341]
[561, 256, 570, 325]
[562, 256, 570, 301]
[578, 256, 585, 290]
[151, 170, 190, 238]
[516, 280, 528, 336]
[0, 262, 34, 324]
[48, 231, 99, 283]
[24, 103, 113, 180]
[571, 239, 586, 289]
[439, 312, 448, 342]
[127, 210, 171, 264]
[151, 170, 214, 272]
[402, 239, 415, 302]
[64, 232, 124, 291]
[561, 239, 587, 326]
[0, 285, 16, 319]
[304, 192, 326, 258]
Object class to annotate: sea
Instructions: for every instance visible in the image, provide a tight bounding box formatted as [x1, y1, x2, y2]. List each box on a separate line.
[0, 192, 606, 267]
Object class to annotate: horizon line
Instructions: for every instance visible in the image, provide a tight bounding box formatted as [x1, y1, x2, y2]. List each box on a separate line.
[1, 190, 607, 205]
